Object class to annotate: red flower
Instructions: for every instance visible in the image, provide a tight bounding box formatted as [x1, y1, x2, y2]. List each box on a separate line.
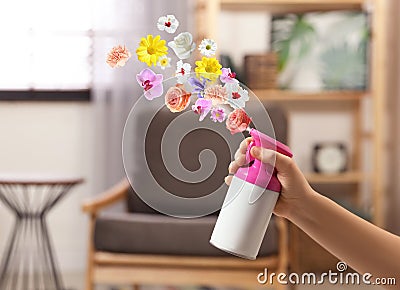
[226, 108, 251, 134]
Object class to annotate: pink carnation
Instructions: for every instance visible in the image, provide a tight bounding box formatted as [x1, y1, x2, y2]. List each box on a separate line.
[226, 108, 251, 134]
[204, 85, 227, 106]
[106, 45, 132, 68]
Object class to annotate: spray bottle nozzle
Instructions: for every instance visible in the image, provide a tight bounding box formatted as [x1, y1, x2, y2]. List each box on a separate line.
[249, 129, 293, 158]
[235, 129, 293, 192]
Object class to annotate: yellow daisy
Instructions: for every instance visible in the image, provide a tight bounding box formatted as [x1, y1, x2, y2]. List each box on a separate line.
[195, 57, 222, 81]
[136, 34, 168, 67]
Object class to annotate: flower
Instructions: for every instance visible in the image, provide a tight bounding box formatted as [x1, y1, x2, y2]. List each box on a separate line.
[224, 82, 249, 108]
[165, 84, 191, 113]
[136, 68, 163, 100]
[192, 98, 212, 121]
[136, 34, 168, 67]
[168, 32, 196, 60]
[210, 107, 226, 123]
[226, 108, 251, 134]
[204, 85, 227, 106]
[188, 77, 209, 97]
[220, 67, 238, 84]
[106, 45, 131, 68]
[195, 57, 222, 81]
[175, 60, 191, 84]
[157, 55, 171, 70]
[198, 39, 217, 57]
[157, 15, 179, 34]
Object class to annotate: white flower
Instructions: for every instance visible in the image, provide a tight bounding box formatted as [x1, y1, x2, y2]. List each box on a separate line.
[157, 55, 171, 70]
[198, 39, 217, 57]
[175, 60, 191, 84]
[168, 32, 196, 60]
[157, 15, 179, 34]
[224, 82, 249, 109]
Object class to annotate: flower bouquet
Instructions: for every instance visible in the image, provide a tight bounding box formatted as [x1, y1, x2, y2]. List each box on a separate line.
[106, 14, 253, 135]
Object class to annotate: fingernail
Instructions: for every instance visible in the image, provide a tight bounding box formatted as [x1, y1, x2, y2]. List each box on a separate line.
[251, 146, 260, 157]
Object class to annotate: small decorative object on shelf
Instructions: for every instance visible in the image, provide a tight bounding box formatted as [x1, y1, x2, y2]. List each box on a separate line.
[312, 142, 348, 174]
[244, 53, 278, 89]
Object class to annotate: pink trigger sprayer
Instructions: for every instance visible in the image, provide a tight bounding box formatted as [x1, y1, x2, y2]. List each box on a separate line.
[210, 128, 293, 260]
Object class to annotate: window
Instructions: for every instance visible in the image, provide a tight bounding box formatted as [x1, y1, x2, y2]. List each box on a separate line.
[0, 0, 92, 100]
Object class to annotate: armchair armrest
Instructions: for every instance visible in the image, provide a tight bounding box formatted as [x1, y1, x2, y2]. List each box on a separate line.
[82, 178, 130, 214]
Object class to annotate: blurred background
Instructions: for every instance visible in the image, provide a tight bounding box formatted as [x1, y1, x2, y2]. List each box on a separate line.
[0, 0, 399, 289]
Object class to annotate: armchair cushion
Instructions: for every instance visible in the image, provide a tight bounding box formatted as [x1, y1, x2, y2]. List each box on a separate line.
[94, 212, 279, 257]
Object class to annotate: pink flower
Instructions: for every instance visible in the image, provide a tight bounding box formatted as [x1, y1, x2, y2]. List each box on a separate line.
[226, 108, 251, 134]
[210, 107, 226, 123]
[204, 85, 227, 106]
[220, 68, 238, 84]
[165, 84, 191, 112]
[136, 68, 163, 100]
[192, 98, 212, 121]
[106, 45, 132, 68]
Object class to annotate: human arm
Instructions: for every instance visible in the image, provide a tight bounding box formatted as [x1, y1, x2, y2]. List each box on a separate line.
[226, 139, 400, 288]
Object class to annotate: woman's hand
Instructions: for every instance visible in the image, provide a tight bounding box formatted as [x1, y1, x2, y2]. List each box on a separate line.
[225, 137, 315, 218]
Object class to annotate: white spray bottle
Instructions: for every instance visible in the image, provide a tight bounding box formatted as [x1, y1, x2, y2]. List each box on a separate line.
[210, 129, 293, 259]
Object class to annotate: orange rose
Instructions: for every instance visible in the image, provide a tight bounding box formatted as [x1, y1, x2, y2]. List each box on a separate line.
[165, 84, 191, 112]
[226, 108, 251, 134]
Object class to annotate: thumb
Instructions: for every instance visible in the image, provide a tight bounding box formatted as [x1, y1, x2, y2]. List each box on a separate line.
[250, 146, 294, 174]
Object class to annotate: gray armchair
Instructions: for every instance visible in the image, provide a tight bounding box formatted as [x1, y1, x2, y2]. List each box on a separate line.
[82, 106, 289, 290]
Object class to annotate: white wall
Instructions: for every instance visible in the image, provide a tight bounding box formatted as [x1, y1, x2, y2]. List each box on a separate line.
[218, 11, 271, 73]
[0, 102, 95, 274]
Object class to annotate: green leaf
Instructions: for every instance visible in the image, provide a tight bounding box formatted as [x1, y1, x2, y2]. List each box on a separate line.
[272, 15, 316, 72]
[278, 40, 290, 71]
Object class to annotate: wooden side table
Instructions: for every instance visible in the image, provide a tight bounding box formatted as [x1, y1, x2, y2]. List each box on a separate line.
[0, 175, 83, 290]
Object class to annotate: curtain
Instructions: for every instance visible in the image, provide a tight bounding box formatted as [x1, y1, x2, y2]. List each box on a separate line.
[91, 0, 195, 192]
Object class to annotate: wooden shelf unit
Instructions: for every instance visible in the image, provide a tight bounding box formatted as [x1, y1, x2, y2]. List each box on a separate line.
[305, 171, 365, 184]
[220, 0, 364, 14]
[196, 0, 389, 273]
[252, 89, 367, 102]
[196, 0, 387, 226]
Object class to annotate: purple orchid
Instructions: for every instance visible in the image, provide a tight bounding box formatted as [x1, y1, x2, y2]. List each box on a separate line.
[136, 68, 163, 100]
[188, 77, 209, 97]
[210, 107, 226, 123]
[220, 68, 238, 84]
[192, 98, 212, 121]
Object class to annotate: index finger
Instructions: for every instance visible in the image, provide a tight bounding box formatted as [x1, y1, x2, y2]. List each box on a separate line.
[237, 137, 253, 155]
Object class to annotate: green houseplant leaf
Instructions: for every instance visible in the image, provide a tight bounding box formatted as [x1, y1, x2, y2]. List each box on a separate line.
[272, 15, 316, 71]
